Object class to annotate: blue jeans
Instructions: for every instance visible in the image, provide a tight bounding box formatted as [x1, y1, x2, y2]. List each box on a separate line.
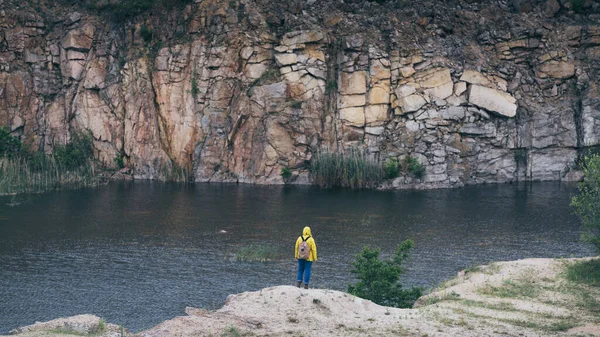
[297, 259, 313, 284]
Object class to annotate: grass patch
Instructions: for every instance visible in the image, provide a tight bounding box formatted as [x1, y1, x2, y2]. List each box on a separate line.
[423, 291, 461, 305]
[478, 279, 541, 299]
[48, 328, 87, 336]
[461, 299, 516, 311]
[453, 308, 579, 333]
[565, 259, 600, 287]
[498, 317, 578, 332]
[464, 265, 483, 274]
[235, 245, 280, 262]
[221, 326, 241, 337]
[310, 148, 384, 189]
[576, 291, 600, 313]
[47, 317, 107, 336]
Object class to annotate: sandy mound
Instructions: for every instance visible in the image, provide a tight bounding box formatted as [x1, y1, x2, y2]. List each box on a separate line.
[5, 258, 600, 337]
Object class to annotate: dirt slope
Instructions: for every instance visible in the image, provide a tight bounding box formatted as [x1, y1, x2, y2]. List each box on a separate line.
[6, 258, 600, 337]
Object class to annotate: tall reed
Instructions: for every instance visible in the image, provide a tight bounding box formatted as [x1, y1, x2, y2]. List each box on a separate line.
[0, 155, 99, 195]
[310, 148, 384, 189]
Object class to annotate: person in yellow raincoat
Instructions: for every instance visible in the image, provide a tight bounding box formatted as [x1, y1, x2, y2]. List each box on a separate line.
[295, 226, 317, 289]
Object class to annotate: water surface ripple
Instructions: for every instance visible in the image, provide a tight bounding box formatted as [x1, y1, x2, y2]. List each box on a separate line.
[0, 181, 591, 332]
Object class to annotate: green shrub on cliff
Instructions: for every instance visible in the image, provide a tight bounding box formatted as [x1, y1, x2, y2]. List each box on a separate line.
[281, 167, 292, 181]
[571, 154, 600, 253]
[52, 131, 94, 170]
[310, 149, 384, 189]
[89, 0, 192, 22]
[0, 127, 21, 158]
[348, 240, 422, 308]
[384, 157, 400, 179]
[403, 156, 425, 180]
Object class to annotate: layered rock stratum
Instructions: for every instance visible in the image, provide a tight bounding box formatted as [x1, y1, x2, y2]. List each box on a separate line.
[1, 0, 600, 187]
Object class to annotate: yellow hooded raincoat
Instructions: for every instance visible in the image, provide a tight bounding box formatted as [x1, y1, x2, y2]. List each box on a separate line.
[295, 226, 317, 262]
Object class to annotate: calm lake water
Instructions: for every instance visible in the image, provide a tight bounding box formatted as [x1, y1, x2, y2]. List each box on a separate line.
[0, 181, 593, 333]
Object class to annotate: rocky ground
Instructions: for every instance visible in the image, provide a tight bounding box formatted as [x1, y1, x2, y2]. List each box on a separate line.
[5, 257, 600, 337]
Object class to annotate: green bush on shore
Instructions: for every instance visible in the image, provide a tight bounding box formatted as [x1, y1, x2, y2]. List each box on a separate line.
[348, 239, 423, 308]
[571, 154, 600, 253]
[0, 129, 99, 195]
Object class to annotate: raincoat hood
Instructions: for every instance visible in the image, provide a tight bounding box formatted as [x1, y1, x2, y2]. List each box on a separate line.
[303, 226, 312, 238]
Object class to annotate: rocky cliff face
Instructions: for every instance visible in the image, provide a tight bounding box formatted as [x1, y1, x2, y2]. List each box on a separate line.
[1, 0, 599, 187]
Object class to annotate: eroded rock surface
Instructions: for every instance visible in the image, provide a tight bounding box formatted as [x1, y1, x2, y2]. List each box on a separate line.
[1, 0, 600, 187]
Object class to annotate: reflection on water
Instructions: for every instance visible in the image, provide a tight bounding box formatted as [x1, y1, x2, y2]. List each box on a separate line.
[0, 181, 591, 332]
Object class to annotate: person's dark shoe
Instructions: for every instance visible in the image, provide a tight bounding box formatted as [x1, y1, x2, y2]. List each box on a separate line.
[304, 283, 309, 289]
[296, 281, 302, 288]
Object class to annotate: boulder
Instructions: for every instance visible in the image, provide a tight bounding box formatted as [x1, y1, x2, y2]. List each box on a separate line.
[339, 107, 365, 126]
[267, 121, 295, 156]
[441, 106, 466, 120]
[425, 81, 453, 100]
[529, 148, 577, 181]
[454, 81, 467, 96]
[83, 58, 107, 89]
[538, 61, 575, 79]
[338, 94, 366, 108]
[467, 85, 517, 117]
[544, 0, 561, 16]
[459, 122, 497, 137]
[245, 63, 268, 79]
[339, 71, 367, 95]
[281, 30, 324, 46]
[274, 53, 297, 66]
[395, 84, 416, 98]
[370, 61, 391, 80]
[365, 126, 385, 135]
[416, 68, 452, 88]
[588, 47, 600, 60]
[365, 105, 388, 125]
[400, 66, 415, 77]
[368, 86, 390, 104]
[460, 70, 491, 87]
[61, 23, 94, 51]
[396, 94, 427, 114]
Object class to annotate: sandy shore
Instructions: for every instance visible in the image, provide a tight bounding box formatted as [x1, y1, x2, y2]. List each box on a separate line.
[5, 257, 600, 337]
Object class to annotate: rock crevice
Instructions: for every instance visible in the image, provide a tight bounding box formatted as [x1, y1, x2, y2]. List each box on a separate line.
[1, 0, 600, 187]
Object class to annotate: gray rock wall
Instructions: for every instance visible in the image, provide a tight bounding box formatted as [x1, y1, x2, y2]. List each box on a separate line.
[1, 0, 599, 187]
